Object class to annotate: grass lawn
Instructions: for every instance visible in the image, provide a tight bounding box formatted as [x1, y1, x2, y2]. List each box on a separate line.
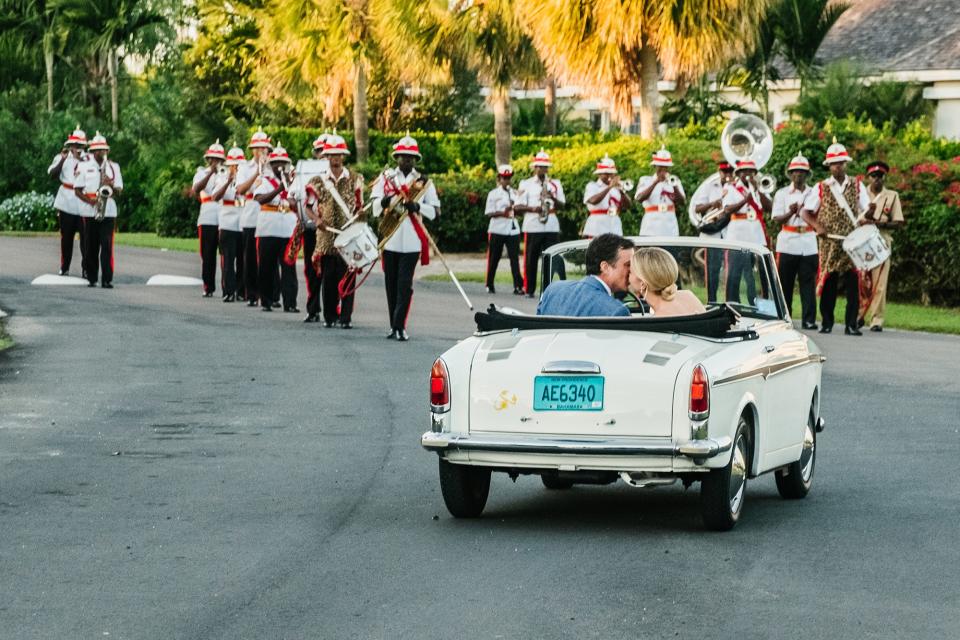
[0, 319, 11, 352]
[425, 271, 960, 335]
[1, 230, 197, 252]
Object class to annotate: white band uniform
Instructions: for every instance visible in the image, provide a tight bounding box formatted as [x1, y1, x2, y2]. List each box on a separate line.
[75, 158, 123, 219]
[49, 153, 82, 215]
[582, 180, 624, 237]
[484, 185, 521, 236]
[772, 184, 816, 256]
[517, 176, 564, 233]
[635, 175, 683, 237]
[370, 169, 440, 253]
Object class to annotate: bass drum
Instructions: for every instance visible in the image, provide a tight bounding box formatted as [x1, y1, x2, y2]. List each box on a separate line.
[842, 224, 890, 271]
[334, 222, 379, 270]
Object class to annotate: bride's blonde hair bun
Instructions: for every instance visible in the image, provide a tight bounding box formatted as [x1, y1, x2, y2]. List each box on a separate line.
[631, 247, 680, 299]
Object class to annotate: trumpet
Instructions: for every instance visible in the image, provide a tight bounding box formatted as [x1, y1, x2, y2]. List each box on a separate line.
[758, 173, 777, 195]
[667, 174, 681, 188]
[613, 176, 634, 192]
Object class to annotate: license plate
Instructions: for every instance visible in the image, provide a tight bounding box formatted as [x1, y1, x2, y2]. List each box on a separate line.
[533, 376, 604, 411]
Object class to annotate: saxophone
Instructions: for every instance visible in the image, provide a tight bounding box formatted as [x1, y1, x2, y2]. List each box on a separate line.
[538, 176, 551, 224]
[94, 155, 112, 222]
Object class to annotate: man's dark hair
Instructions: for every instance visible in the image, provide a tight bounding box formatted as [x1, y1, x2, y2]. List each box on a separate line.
[585, 234, 635, 275]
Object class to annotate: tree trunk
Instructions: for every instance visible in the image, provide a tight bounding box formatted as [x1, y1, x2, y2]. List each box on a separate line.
[492, 88, 512, 168]
[108, 48, 119, 128]
[44, 45, 54, 112]
[353, 59, 369, 163]
[544, 75, 557, 135]
[639, 43, 660, 139]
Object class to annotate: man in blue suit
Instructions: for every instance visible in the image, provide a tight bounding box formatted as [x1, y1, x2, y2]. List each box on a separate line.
[537, 234, 635, 317]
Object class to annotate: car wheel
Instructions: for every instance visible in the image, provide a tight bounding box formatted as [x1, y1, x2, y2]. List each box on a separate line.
[700, 416, 750, 531]
[438, 458, 490, 518]
[541, 473, 574, 490]
[775, 408, 816, 499]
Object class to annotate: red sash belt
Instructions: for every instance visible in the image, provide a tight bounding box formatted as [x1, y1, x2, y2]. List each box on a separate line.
[260, 204, 281, 212]
[408, 215, 431, 266]
[782, 224, 813, 233]
[61, 182, 74, 189]
[222, 200, 236, 206]
[200, 196, 213, 203]
[588, 210, 609, 216]
[643, 204, 675, 213]
[731, 213, 753, 221]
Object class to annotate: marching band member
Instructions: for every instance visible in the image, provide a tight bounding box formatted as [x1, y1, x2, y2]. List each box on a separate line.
[237, 129, 272, 307]
[800, 139, 872, 335]
[635, 145, 685, 237]
[191, 140, 227, 297]
[299, 134, 330, 322]
[218, 145, 245, 302]
[74, 132, 122, 288]
[858, 160, 904, 332]
[689, 161, 734, 302]
[483, 164, 524, 295]
[49, 125, 87, 276]
[772, 154, 818, 329]
[253, 143, 300, 313]
[721, 158, 772, 304]
[516, 149, 565, 297]
[582, 155, 630, 238]
[371, 134, 441, 342]
[306, 133, 362, 328]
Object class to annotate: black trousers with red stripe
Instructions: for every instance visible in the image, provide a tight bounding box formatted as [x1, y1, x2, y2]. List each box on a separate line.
[199, 224, 219, 295]
[820, 269, 858, 330]
[58, 210, 85, 274]
[257, 236, 297, 309]
[241, 227, 258, 302]
[320, 254, 354, 324]
[383, 250, 419, 330]
[219, 229, 241, 297]
[778, 252, 818, 325]
[302, 229, 321, 316]
[486, 233, 523, 289]
[83, 217, 114, 285]
[703, 247, 724, 303]
[523, 232, 559, 295]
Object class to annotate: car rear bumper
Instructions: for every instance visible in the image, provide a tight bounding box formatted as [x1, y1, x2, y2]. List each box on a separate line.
[421, 431, 733, 461]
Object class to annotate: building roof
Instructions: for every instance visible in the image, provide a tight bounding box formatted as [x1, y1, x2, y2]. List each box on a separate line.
[816, 0, 960, 72]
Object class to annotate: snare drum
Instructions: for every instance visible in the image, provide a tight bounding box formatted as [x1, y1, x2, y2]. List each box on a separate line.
[333, 222, 379, 270]
[842, 224, 890, 271]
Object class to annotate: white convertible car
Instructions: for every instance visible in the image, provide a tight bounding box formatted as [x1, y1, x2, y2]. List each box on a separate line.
[421, 237, 825, 530]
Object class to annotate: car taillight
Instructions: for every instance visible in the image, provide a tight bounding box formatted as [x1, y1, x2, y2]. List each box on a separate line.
[689, 364, 709, 419]
[430, 358, 450, 412]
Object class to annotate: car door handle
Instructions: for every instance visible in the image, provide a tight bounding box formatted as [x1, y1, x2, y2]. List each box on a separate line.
[763, 345, 776, 353]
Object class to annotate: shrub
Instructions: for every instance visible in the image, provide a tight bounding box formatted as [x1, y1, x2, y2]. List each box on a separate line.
[0, 191, 58, 232]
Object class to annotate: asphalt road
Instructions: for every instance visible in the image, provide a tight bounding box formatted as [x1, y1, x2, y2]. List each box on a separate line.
[1, 235, 958, 640]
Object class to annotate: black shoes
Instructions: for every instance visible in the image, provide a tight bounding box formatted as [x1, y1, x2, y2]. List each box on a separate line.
[844, 326, 863, 336]
[101, 282, 113, 289]
[525, 293, 535, 299]
[340, 321, 352, 329]
[202, 291, 214, 298]
[385, 329, 398, 340]
[802, 322, 819, 330]
[870, 325, 883, 332]
[513, 287, 524, 295]
[857, 318, 865, 329]
[323, 320, 335, 328]
[223, 294, 235, 302]
[396, 329, 409, 342]
[486, 285, 495, 294]
[247, 299, 258, 307]
[261, 305, 272, 312]
[283, 306, 300, 313]
[304, 313, 320, 323]
[58, 269, 67, 276]
[271, 301, 281, 309]
[818, 326, 832, 334]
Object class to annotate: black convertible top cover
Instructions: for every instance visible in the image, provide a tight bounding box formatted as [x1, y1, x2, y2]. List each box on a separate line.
[475, 304, 738, 338]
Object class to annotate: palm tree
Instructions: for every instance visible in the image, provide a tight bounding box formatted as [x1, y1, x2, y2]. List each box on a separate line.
[724, 16, 780, 122]
[518, 0, 769, 138]
[775, 0, 850, 93]
[4, 0, 69, 111]
[447, 0, 543, 166]
[54, 0, 168, 127]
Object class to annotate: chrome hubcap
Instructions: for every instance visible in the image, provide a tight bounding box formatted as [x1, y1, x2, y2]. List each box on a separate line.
[729, 434, 747, 514]
[800, 420, 816, 483]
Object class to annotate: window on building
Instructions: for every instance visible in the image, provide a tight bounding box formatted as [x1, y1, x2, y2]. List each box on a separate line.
[589, 111, 603, 132]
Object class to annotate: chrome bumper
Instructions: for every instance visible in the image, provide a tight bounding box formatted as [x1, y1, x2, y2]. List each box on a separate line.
[420, 432, 733, 460]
